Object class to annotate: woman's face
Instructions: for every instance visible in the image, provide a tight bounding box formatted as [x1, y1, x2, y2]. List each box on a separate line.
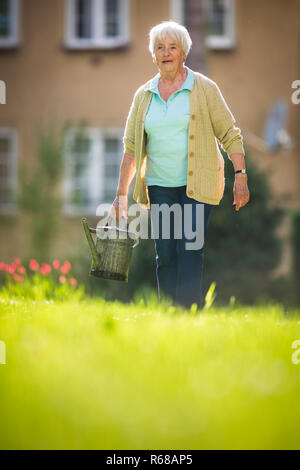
[154, 34, 186, 73]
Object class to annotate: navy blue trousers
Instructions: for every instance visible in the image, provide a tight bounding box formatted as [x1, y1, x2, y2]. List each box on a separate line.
[148, 185, 214, 309]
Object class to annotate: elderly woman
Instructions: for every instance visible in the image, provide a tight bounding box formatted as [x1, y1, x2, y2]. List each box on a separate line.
[110, 21, 249, 309]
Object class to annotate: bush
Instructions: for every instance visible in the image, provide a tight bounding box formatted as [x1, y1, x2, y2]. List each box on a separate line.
[291, 210, 300, 305]
[203, 150, 283, 304]
[0, 258, 85, 301]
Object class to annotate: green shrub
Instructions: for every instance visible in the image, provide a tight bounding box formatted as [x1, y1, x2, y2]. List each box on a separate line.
[291, 210, 300, 304]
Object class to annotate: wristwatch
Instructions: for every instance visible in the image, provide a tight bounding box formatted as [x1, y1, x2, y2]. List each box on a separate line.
[235, 169, 247, 175]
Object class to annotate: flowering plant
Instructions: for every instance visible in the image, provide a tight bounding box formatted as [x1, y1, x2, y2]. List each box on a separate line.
[0, 258, 84, 301]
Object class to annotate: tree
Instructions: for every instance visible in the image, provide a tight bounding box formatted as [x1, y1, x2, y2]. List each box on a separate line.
[18, 121, 66, 259]
[185, 0, 208, 74]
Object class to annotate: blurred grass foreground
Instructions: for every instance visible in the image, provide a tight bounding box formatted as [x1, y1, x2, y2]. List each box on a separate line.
[0, 270, 300, 449]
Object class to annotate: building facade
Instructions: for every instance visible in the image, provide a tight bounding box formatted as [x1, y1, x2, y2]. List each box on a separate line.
[0, 0, 299, 271]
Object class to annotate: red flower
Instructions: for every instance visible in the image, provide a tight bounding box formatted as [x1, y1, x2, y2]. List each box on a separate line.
[14, 258, 21, 265]
[7, 264, 16, 274]
[59, 275, 66, 284]
[40, 263, 52, 276]
[69, 277, 77, 286]
[17, 265, 26, 274]
[13, 274, 24, 282]
[0, 262, 8, 271]
[29, 259, 39, 271]
[61, 261, 71, 275]
[52, 259, 60, 270]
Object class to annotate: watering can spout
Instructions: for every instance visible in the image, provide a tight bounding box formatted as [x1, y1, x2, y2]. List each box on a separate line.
[82, 218, 100, 271]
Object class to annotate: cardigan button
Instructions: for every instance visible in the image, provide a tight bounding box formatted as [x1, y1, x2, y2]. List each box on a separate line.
[191, 114, 196, 120]
[188, 190, 194, 196]
[188, 171, 193, 176]
[189, 152, 194, 157]
[189, 135, 194, 140]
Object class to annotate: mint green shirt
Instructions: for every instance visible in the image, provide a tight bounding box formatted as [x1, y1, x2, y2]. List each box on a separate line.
[144, 66, 194, 187]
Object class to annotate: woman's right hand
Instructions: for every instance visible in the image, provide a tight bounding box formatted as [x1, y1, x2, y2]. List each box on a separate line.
[109, 194, 128, 220]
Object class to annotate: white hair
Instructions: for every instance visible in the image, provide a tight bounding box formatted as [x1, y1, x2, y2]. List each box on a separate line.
[148, 21, 192, 57]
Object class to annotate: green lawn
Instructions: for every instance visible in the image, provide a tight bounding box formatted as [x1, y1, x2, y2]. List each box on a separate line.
[0, 290, 300, 449]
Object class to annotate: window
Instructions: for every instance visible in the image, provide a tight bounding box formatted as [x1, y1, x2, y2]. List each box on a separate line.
[170, 0, 235, 50]
[102, 136, 123, 202]
[0, 0, 20, 48]
[64, 0, 130, 49]
[0, 79, 5, 104]
[63, 127, 123, 216]
[0, 128, 18, 214]
[170, 0, 185, 24]
[205, 0, 236, 49]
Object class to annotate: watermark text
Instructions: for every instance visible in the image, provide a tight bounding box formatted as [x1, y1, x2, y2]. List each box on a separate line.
[96, 200, 205, 250]
[0, 340, 6, 365]
[291, 339, 300, 365]
[291, 80, 300, 104]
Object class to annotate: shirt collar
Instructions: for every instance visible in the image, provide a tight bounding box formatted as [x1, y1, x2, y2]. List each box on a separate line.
[145, 66, 194, 94]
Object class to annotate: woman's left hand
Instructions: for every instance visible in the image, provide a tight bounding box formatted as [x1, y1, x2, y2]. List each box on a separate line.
[233, 174, 250, 211]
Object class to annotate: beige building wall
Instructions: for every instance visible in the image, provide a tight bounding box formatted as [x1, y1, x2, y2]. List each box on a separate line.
[0, 0, 172, 259]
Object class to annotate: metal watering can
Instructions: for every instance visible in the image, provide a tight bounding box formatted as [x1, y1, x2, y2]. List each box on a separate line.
[82, 217, 139, 282]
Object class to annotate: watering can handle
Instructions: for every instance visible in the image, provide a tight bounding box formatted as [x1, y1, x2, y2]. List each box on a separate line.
[84, 217, 139, 248]
[107, 215, 128, 229]
[106, 216, 139, 247]
[81, 218, 100, 267]
[119, 216, 139, 248]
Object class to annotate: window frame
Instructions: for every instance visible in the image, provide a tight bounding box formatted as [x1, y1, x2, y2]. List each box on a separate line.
[100, 129, 124, 203]
[0, 127, 18, 215]
[64, 0, 130, 50]
[63, 127, 123, 217]
[0, 0, 20, 48]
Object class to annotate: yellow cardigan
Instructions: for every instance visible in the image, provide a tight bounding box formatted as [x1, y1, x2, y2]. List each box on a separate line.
[123, 70, 245, 209]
